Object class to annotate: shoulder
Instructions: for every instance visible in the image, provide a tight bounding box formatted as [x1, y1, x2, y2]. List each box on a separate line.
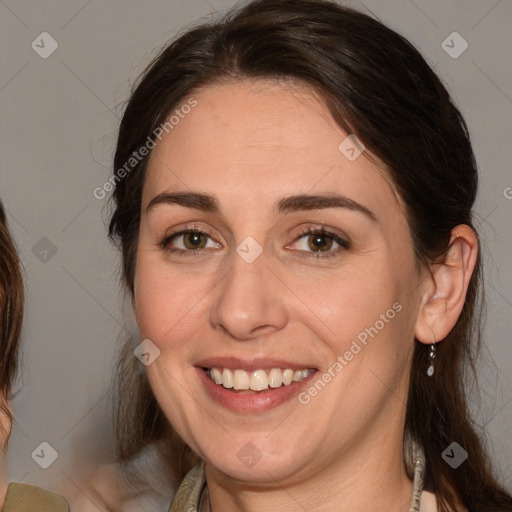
[420, 490, 437, 511]
[420, 490, 469, 512]
[2, 482, 70, 511]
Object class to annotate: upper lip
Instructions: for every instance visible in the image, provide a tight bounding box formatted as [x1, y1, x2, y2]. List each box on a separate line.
[195, 357, 317, 372]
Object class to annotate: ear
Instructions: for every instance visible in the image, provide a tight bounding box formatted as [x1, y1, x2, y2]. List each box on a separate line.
[415, 224, 478, 344]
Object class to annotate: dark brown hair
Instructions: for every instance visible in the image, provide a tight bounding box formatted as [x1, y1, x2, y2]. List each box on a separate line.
[0, 200, 24, 441]
[108, 1, 512, 509]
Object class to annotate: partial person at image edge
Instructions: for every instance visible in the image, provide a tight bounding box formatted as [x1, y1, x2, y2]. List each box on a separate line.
[0, 200, 70, 511]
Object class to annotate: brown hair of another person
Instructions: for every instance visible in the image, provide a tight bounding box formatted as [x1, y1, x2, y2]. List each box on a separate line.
[0, 201, 23, 446]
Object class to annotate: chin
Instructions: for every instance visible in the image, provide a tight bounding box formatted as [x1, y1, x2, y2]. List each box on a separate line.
[200, 437, 311, 485]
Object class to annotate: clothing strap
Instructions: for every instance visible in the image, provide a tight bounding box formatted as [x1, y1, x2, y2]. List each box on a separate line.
[409, 437, 426, 512]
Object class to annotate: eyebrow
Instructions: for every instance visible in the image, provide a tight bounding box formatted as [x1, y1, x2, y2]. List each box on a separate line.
[146, 191, 220, 213]
[146, 192, 376, 221]
[276, 194, 376, 220]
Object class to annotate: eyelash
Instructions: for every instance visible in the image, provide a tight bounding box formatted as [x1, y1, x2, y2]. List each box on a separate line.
[159, 226, 350, 259]
[159, 227, 218, 259]
[291, 227, 350, 259]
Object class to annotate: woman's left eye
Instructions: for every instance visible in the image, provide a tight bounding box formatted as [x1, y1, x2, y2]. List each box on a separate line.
[288, 228, 350, 258]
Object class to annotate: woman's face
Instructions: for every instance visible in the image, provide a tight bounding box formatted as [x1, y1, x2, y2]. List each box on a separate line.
[135, 80, 427, 484]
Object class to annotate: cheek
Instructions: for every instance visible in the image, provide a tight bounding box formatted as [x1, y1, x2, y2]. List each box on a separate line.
[298, 256, 418, 391]
[133, 253, 213, 349]
[304, 261, 403, 344]
[134, 259, 169, 340]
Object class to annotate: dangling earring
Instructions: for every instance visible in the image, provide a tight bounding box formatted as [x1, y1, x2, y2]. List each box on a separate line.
[427, 342, 436, 377]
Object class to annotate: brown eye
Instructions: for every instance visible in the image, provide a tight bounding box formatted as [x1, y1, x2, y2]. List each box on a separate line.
[288, 227, 350, 259]
[182, 231, 208, 249]
[308, 233, 333, 252]
[160, 228, 221, 256]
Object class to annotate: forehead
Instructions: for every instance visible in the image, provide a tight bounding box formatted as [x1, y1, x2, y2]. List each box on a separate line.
[143, 80, 399, 218]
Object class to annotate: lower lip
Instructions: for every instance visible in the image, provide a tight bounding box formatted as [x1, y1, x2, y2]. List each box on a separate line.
[196, 368, 317, 413]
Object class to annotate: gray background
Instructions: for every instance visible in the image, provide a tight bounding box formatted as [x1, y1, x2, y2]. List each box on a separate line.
[1, 0, 511, 505]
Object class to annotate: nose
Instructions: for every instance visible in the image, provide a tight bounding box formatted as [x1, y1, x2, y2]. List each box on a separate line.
[209, 247, 289, 341]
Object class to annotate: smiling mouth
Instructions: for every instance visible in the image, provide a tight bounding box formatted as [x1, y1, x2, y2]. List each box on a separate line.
[203, 367, 316, 392]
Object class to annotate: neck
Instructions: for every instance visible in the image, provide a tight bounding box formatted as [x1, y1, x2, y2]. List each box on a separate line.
[205, 427, 415, 512]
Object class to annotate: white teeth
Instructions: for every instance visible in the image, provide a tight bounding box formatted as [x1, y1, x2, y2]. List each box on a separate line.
[293, 369, 309, 382]
[250, 370, 269, 391]
[233, 369, 250, 390]
[207, 367, 313, 391]
[211, 368, 223, 385]
[282, 369, 294, 385]
[268, 368, 283, 388]
[222, 368, 234, 388]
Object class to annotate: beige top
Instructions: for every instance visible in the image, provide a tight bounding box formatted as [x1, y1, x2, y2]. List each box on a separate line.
[2, 482, 70, 512]
[167, 461, 438, 512]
